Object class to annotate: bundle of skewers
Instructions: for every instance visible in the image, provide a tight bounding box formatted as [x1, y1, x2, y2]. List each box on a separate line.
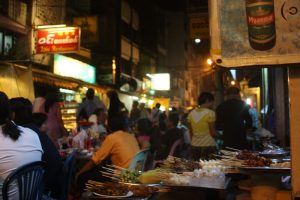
[160, 156, 201, 172]
[216, 147, 272, 168]
[99, 164, 140, 183]
[86, 166, 171, 197]
[85, 180, 130, 196]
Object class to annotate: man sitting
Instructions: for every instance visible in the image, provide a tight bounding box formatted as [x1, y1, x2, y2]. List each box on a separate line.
[75, 114, 140, 191]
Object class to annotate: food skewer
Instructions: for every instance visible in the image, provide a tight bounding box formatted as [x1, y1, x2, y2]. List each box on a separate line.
[225, 147, 241, 152]
[106, 164, 127, 171]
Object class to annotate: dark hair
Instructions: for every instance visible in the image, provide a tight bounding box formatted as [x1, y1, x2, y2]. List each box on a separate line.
[198, 92, 214, 105]
[137, 118, 153, 136]
[168, 112, 179, 126]
[132, 100, 139, 107]
[108, 113, 125, 132]
[107, 90, 127, 117]
[45, 90, 59, 113]
[94, 108, 105, 116]
[86, 88, 95, 100]
[225, 87, 240, 96]
[0, 92, 21, 141]
[9, 97, 33, 126]
[32, 113, 48, 128]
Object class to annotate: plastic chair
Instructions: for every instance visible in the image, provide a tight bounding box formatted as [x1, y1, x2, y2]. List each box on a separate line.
[2, 161, 45, 200]
[59, 149, 77, 200]
[128, 149, 150, 172]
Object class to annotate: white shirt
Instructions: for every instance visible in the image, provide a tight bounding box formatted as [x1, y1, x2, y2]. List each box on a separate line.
[0, 125, 43, 199]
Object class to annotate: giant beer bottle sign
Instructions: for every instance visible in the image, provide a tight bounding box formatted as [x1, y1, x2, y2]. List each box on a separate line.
[210, 0, 300, 67]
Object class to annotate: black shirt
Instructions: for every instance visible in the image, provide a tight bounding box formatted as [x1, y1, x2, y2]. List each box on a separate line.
[26, 124, 63, 198]
[216, 99, 253, 150]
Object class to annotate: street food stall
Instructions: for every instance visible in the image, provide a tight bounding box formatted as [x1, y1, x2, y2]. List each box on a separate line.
[209, 0, 300, 199]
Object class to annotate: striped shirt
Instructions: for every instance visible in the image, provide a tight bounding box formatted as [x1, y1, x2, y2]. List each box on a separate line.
[187, 107, 216, 147]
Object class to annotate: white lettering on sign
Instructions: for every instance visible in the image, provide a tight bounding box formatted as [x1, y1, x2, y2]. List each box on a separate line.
[38, 34, 79, 45]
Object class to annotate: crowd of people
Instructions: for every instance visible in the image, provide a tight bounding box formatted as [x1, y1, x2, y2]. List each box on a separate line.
[0, 86, 262, 199]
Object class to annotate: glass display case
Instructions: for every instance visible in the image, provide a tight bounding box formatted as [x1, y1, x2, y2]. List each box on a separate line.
[60, 101, 78, 131]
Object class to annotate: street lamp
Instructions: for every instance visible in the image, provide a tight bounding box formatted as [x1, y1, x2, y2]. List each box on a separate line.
[207, 58, 213, 65]
[194, 38, 201, 44]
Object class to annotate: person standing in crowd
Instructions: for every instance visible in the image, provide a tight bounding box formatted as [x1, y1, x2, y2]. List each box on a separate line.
[77, 88, 107, 121]
[0, 92, 43, 200]
[187, 92, 217, 161]
[152, 103, 162, 126]
[9, 98, 63, 199]
[107, 90, 129, 131]
[216, 87, 253, 150]
[88, 108, 108, 136]
[178, 113, 191, 159]
[43, 89, 67, 149]
[130, 100, 141, 127]
[156, 112, 184, 160]
[138, 102, 148, 120]
[158, 111, 168, 134]
[32, 89, 46, 113]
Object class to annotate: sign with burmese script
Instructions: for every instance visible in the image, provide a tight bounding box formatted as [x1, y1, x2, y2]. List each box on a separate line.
[35, 27, 80, 54]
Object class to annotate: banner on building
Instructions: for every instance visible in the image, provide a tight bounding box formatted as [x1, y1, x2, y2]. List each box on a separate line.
[35, 27, 81, 54]
[189, 14, 209, 39]
[210, 0, 300, 67]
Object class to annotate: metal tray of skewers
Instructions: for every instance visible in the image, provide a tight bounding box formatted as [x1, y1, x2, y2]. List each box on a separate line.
[218, 148, 291, 174]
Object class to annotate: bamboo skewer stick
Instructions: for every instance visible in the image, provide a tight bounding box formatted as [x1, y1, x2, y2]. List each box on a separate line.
[106, 164, 127, 171]
[102, 174, 121, 181]
[225, 147, 241, 152]
[99, 170, 121, 179]
[87, 180, 105, 186]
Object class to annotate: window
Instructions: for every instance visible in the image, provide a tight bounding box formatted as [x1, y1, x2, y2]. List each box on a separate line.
[4, 35, 12, 55]
[0, 31, 16, 58]
[0, 32, 3, 53]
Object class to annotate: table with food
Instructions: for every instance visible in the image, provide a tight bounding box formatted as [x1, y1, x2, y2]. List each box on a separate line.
[81, 144, 291, 199]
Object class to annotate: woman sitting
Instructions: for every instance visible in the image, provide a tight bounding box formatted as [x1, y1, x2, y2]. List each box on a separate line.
[0, 92, 43, 199]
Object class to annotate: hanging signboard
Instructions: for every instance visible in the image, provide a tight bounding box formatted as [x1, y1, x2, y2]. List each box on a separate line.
[210, 0, 300, 67]
[189, 14, 210, 39]
[35, 27, 81, 54]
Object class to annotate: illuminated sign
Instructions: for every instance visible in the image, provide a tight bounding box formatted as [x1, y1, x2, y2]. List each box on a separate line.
[150, 73, 170, 91]
[54, 54, 96, 84]
[35, 27, 80, 54]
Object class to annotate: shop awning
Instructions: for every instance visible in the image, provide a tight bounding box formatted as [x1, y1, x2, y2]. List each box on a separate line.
[32, 68, 81, 90]
[0, 15, 27, 35]
[32, 68, 110, 94]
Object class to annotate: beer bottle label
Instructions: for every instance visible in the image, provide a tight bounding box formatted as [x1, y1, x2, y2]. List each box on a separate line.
[246, 0, 276, 46]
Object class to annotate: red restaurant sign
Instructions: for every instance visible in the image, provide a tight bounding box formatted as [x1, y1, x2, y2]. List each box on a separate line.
[35, 27, 80, 54]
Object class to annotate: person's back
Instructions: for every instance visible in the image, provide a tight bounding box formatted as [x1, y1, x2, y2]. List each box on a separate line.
[77, 88, 107, 121]
[216, 87, 253, 150]
[9, 98, 63, 198]
[31, 113, 63, 198]
[0, 126, 43, 177]
[161, 127, 183, 157]
[0, 92, 43, 199]
[157, 112, 184, 160]
[94, 130, 140, 168]
[130, 101, 141, 123]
